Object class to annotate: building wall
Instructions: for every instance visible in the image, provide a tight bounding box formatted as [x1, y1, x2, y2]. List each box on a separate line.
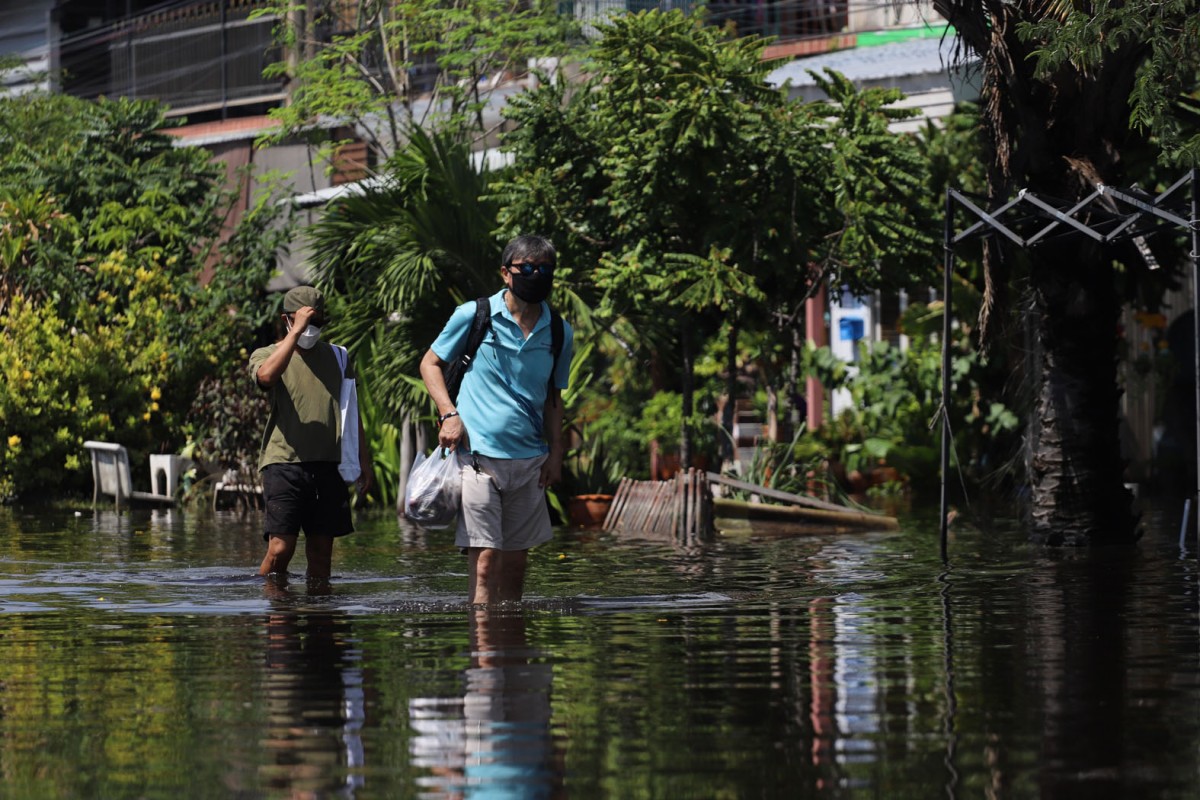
[0, 1, 55, 95]
[847, 0, 941, 33]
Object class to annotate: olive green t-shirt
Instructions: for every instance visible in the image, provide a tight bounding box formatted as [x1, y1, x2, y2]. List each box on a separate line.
[248, 341, 354, 470]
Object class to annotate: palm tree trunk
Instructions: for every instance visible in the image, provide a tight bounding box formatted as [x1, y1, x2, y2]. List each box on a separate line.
[1026, 242, 1136, 544]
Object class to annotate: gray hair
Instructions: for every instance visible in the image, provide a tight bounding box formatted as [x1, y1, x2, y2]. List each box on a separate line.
[501, 235, 556, 267]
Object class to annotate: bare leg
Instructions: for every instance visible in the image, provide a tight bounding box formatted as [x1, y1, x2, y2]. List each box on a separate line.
[305, 535, 334, 580]
[259, 533, 298, 577]
[468, 547, 505, 605]
[496, 549, 529, 603]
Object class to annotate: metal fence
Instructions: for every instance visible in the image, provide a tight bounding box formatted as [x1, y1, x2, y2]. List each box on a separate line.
[57, 0, 852, 117]
[62, 0, 283, 117]
[564, 0, 848, 39]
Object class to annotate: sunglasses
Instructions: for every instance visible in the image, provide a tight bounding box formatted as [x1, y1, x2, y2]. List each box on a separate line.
[506, 262, 554, 277]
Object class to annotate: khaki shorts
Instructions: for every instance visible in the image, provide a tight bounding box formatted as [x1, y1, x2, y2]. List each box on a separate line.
[456, 452, 552, 551]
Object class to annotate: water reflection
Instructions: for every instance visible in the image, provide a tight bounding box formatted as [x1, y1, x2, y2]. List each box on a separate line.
[409, 610, 560, 799]
[1027, 550, 1141, 798]
[261, 582, 366, 798]
[4, 505, 1200, 797]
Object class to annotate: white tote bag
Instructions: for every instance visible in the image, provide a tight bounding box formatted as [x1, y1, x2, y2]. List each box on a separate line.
[332, 345, 362, 483]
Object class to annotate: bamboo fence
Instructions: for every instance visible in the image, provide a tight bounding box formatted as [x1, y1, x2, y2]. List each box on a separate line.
[602, 468, 713, 539]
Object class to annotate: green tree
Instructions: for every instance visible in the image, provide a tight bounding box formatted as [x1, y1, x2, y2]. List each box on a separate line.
[500, 10, 935, 468]
[253, 0, 579, 164]
[0, 94, 290, 500]
[300, 127, 507, 504]
[303, 124, 601, 503]
[934, 0, 1200, 543]
[306, 127, 502, 415]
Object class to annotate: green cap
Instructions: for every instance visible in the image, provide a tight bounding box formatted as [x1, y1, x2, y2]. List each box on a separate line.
[282, 286, 325, 318]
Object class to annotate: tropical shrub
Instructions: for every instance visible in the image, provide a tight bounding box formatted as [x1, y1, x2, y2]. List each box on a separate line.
[637, 391, 722, 470]
[0, 294, 172, 500]
[184, 355, 271, 487]
[0, 94, 292, 500]
[805, 302, 1019, 496]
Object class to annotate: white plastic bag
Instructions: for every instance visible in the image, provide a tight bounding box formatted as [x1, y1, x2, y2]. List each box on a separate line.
[332, 345, 361, 483]
[404, 449, 461, 529]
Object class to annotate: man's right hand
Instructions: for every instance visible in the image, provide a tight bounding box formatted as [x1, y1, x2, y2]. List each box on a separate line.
[438, 415, 464, 450]
[257, 305, 318, 387]
[289, 305, 317, 338]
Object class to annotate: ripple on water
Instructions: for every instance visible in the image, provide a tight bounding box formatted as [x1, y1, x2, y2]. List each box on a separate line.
[3, 505, 1200, 798]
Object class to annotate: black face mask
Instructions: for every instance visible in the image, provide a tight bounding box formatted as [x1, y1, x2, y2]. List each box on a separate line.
[510, 272, 552, 304]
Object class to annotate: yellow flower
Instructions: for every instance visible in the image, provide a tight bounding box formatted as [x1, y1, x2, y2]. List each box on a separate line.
[21, 370, 31, 381]
[150, 402, 159, 411]
[1134, 311, 1168, 330]
[7, 435, 20, 448]
[142, 412, 152, 422]
[150, 387, 162, 401]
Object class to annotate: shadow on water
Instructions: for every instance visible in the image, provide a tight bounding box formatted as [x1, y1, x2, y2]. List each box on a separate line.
[0, 501, 1198, 797]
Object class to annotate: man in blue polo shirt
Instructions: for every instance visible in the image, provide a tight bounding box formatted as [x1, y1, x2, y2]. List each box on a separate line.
[419, 235, 574, 605]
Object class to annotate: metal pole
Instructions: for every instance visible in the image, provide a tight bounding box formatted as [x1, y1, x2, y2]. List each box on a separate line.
[1191, 168, 1200, 543]
[220, 0, 229, 120]
[941, 189, 954, 562]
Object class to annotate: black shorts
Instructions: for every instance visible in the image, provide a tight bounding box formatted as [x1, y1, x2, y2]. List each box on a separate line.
[261, 462, 354, 541]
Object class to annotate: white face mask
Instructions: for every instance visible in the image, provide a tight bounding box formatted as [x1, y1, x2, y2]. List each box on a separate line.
[297, 324, 321, 349]
[289, 319, 322, 350]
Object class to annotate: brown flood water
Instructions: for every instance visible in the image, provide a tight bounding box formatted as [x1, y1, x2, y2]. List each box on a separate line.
[0, 499, 1197, 798]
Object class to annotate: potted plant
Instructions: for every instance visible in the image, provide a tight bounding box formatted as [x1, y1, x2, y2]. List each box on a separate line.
[562, 437, 620, 528]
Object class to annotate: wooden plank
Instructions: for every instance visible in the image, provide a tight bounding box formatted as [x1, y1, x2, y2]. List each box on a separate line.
[705, 471, 871, 514]
[665, 478, 681, 533]
[672, 471, 685, 536]
[614, 478, 636, 530]
[688, 470, 698, 536]
[649, 481, 672, 533]
[604, 478, 630, 529]
[630, 483, 653, 531]
[713, 497, 899, 530]
[616, 482, 636, 531]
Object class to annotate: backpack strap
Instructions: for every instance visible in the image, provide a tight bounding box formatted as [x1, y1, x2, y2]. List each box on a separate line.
[464, 297, 491, 362]
[442, 298, 492, 405]
[333, 344, 348, 377]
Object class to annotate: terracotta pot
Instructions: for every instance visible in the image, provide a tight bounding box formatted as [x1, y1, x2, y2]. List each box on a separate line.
[651, 448, 712, 480]
[567, 494, 614, 529]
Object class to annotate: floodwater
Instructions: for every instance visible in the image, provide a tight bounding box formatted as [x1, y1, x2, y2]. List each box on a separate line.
[0, 500, 1198, 799]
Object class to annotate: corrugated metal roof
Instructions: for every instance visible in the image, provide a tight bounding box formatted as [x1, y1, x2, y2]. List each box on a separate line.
[768, 35, 961, 88]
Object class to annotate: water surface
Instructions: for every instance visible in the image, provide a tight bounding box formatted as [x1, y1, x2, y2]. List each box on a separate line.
[0, 501, 1197, 798]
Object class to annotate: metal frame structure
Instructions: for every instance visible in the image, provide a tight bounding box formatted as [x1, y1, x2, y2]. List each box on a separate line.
[939, 171, 1200, 560]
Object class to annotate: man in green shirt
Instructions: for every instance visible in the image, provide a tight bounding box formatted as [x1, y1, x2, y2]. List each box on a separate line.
[249, 286, 373, 583]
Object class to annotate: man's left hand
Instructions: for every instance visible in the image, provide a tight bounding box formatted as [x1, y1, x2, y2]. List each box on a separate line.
[355, 466, 374, 500]
[539, 455, 562, 489]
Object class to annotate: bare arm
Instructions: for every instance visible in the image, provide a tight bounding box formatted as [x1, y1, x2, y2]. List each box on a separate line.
[419, 348, 465, 450]
[356, 411, 374, 496]
[540, 388, 564, 488]
[255, 306, 314, 386]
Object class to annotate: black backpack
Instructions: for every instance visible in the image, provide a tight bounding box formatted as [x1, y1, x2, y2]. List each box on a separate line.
[442, 298, 564, 404]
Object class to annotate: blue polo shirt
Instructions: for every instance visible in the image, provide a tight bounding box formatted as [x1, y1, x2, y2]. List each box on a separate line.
[431, 290, 573, 459]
